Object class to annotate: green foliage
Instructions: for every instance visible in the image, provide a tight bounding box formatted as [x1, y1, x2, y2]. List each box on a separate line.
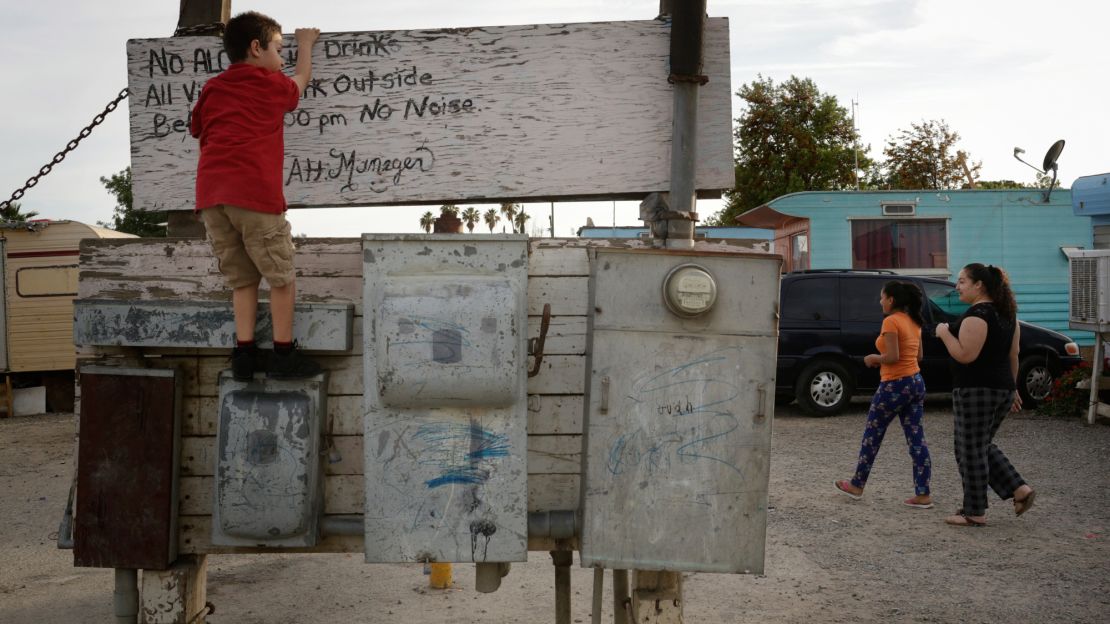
[483, 208, 501, 233]
[419, 210, 435, 233]
[460, 206, 481, 232]
[0, 201, 39, 222]
[97, 168, 167, 237]
[439, 204, 459, 217]
[513, 210, 530, 234]
[1036, 362, 1092, 419]
[499, 202, 520, 233]
[879, 120, 979, 190]
[714, 75, 867, 225]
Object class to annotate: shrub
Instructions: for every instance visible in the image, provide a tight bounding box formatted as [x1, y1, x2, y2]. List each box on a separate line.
[1037, 361, 1091, 419]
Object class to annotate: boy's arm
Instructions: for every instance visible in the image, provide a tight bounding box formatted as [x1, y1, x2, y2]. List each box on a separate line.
[291, 28, 321, 94]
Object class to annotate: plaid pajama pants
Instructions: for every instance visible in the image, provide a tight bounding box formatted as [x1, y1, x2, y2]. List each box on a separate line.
[952, 387, 1026, 516]
[850, 373, 931, 495]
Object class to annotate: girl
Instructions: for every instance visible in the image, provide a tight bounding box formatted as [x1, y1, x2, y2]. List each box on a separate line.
[835, 281, 932, 508]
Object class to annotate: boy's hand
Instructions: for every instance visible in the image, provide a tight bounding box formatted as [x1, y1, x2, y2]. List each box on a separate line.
[295, 28, 320, 47]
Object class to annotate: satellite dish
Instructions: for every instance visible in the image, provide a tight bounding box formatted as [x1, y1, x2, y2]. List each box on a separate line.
[1042, 139, 1065, 172]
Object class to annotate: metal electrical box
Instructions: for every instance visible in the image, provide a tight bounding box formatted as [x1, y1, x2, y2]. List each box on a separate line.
[580, 249, 781, 574]
[362, 234, 529, 563]
[75, 366, 182, 569]
[212, 372, 328, 547]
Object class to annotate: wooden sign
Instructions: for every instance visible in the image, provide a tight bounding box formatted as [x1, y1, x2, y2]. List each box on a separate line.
[126, 19, 733, 211]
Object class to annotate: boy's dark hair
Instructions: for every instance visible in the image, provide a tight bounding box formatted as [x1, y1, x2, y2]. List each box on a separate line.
[224, 11, 283, 63]
[882, 280, 925, 327]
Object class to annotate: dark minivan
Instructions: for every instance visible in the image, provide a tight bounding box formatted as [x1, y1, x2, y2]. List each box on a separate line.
[777, 270, 1083, 416]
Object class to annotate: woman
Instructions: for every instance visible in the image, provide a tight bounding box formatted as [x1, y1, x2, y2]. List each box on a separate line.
[935, 263, 1036, 527]
[834, 281, 932, 509]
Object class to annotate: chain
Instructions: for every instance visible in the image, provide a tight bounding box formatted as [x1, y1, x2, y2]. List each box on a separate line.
[0, 88, 130, 211]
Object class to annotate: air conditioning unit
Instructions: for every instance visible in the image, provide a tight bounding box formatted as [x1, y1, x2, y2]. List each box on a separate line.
[1068, 249, 1110, 332]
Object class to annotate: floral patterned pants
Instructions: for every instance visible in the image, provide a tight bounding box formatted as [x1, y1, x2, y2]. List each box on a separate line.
[850, 373, 931, 496]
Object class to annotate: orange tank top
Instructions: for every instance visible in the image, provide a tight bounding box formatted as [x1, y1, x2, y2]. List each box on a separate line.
[875, 311, 921, 381]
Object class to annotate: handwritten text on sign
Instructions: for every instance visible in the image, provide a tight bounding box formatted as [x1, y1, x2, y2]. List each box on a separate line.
[126, 19, 732, 211]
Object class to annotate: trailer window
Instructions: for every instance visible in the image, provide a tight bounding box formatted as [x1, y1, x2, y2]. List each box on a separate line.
[16, 265, 79, 297]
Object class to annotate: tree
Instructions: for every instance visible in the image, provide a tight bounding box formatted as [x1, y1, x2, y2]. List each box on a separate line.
[97, 167, 167, 236]
[419, 210, 435, 233]
[460, 206, 480, 232]
[0, 201, 39, 222]
[439, 204, 459, 217]
[712, 75, 867, 225]
[513, 210, 530, 235]
[499, 202, 520, 233]
[880, 119, 979, 190]
[483, 208, 500, 233]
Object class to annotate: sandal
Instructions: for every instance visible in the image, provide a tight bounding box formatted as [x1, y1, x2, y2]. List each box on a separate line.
[903, 497, 934, 509]
[944, 513, 986, 527]
[1013, 489, 1036, 516]
[834, 480, 863, 500]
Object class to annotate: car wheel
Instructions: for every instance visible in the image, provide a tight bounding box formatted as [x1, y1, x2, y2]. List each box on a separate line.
[1017, 355, 1056, 407]
[795, 360, 855, 416]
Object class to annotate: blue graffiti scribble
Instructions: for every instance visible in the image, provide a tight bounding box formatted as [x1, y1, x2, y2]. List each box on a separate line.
[414, 422, 510, 489]
[606, 347, 745, 477]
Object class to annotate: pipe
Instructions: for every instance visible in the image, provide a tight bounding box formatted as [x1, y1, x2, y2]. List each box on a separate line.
[114, 568, 139, 623]
[528, 510, 576, 540]
[551, 546, 573, 624]
[475, 562, 509, 593]
[320, 515, 362, 536]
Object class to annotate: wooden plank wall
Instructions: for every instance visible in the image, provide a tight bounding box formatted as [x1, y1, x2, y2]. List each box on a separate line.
[78, 236, 770, 555]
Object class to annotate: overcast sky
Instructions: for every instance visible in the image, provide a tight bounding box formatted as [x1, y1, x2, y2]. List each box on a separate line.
[1, 0, 1105, 236]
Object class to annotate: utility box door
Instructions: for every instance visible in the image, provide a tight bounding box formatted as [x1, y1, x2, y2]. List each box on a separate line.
[580, 249, 780, 574]
[363, 234, 529, 563]
[75, 366, 182, 569]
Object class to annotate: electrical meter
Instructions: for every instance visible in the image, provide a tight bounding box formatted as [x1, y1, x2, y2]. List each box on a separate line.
[662, 263, 718, 317]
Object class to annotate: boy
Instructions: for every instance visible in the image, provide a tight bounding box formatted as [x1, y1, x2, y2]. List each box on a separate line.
[190, 11, 321, 380]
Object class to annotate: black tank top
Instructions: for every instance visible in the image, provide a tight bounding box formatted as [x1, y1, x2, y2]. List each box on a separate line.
[950, 302, 1016, 390]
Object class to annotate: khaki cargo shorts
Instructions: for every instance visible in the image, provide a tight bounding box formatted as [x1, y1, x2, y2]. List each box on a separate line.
[201, 204, 295, 289]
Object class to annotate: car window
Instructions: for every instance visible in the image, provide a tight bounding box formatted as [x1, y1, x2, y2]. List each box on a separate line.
[922, 280, 968, 318]
[782, 278, 838, 322]
[841, 278, 884, 322]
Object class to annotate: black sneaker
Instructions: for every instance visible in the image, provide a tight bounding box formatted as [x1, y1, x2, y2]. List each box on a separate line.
[231, 344, 258, 381]
[268, 342, 323, 379]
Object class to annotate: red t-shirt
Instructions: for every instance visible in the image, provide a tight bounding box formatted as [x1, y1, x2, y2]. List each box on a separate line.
[190, 64, 300, 214]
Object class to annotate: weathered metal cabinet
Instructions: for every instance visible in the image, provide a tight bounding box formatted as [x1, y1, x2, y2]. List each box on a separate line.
[212, 372, 329, 548]
[362, 234, 529, 563]
[74, 366, 182, 569]
[579, 249, 780, 573]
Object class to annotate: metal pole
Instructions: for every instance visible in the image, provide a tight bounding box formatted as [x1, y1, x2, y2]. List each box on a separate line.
[113, 568, 139, 624]
[662, 0, 705, 249]
[591, 567, 605, 624]
[852, 97, 860, 190]
[612, 569, 629, 624]
[551, 546, 573, 624]
[1088, 334, 1103, 425]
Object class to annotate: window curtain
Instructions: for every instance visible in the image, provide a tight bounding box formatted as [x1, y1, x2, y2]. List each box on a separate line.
[852, 220, 945, 269]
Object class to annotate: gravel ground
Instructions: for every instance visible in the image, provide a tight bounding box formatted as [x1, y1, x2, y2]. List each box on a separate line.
[2, 399, 1109, 623]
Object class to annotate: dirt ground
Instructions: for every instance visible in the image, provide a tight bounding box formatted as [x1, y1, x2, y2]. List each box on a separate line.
[3, 399, 1109, 623]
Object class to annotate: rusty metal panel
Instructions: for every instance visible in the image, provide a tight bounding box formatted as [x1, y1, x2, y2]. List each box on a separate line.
[580, 250, 780, 574]
[73, 300, 354, 350]
[211, 372, 328, 547]
[362, 234, 529, 563]
[74, 366, 182, 569]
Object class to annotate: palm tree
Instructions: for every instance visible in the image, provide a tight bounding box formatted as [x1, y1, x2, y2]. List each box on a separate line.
[483, 208, 500, 233]
[514, 211, 530, 235]
[440, 204, 459, 217]
[419, 210, 435, 233]
[461, 207, 481, 232]
[1, 201, 39, 222]
[499, 202, 519, 233]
